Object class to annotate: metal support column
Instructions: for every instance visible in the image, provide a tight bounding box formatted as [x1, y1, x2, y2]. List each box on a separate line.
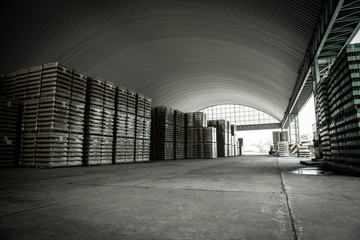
[288, 114, 300, 144]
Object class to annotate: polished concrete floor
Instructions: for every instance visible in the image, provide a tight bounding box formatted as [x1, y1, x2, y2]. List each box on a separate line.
[0, 155, 359, 240]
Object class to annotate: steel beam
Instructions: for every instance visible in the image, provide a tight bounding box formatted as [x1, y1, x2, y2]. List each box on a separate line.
[282, 0, 360, 128]
[236, 123, 281, 131]
[281, 0, 344, 128]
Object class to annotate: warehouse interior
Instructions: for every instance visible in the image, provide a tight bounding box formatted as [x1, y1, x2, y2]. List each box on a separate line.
[1, 0, 360, 239]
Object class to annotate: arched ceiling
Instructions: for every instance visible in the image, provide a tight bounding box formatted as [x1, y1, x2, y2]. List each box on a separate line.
[0, 0, 325, 121]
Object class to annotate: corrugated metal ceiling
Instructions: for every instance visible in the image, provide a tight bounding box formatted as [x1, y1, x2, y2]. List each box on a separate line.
[0, 0, 325, 120]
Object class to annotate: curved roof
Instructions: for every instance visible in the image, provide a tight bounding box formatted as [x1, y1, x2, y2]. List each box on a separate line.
[0, 0, 324, 120]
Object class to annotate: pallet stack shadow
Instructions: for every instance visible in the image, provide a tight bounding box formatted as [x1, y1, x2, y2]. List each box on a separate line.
[174, 110, 185, 159]
[0, 97, 19, 167]
[151, 106, 174, 160]
[2, 62, 87, 167]
[325, 43, 360, 173]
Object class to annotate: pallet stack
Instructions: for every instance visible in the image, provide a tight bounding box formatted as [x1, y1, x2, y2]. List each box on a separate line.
[238, 138, 244, 155]
[325, 43, 360, 172]
[230, 124, 238, 156]
[203, 127, 217, 158]
[278, 142, 289, 157]
[0, 74, 4, 96]
[315, 77, 331, 159]
[174, 110, 185, 159]
[126, 91, 137, 158]
[272, 131, 281, 151]
[151, 106, 174, 160]
[298, 145, 311, 157]
[3, 70, 27, 101]
[125, 90, 137, 162]
[68, 69, 87, 166]
[194, 112, 207, 159]
[185, 112, 208, 159]
[7, 62, 88, 167]
[185, 113, 195, 159]
[208, 119, 229, 157]
[134, 93, 152, 162]
[1, 62, 152, 168]
[194, 127, 204, 159]
[0, 97, 19, 167]
[83, 76, 115, 166]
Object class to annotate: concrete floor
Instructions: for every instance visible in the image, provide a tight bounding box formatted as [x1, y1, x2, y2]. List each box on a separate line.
[0, 155, 359, 240]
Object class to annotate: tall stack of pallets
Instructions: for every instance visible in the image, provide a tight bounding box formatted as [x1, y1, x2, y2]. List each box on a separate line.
[193, 112, 207, 159]
[127, 89, 137, 162]
[272, 131, 281, 151]
[68, 69, 87, 166]
[230, 124, 238, 156]
[0, 97, 19, 167]
[193, 127, 204, 159]
[112, 88, 152, 164]
[185, 112, 208, 159]
[185, 112, 195, 159]
[208, 119, 229, 157]
[151, 106, 174, 160]
[325, 43, 360, 173]
[1, 62, 152, 168]
[174, 110, 185, 159]
[113, 87, 136, 164]
[315, 77, 331, 159]
[3, 63, 88, 167]
[238, 138, 244, 155]
[113, 86, 128, 163]
[33, 63, 71, 168]
[203, 127, 217, 158]
[134, 93, 152, 162]
[83, 76, 115, 166]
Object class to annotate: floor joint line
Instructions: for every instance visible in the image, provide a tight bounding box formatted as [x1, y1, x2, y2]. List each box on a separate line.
[277, 159, 298, 240]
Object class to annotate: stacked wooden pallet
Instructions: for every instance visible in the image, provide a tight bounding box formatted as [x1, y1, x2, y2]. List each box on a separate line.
[203, 127, 217, 159]
[325, 43, 360, 172]
[315, 77, 331, 159]
[1, 62, 152, 168]
[174, 110, 185, 159]
[208, 119, 230, 157]
[298, 145, 311, 157]
[185, 112, 209, 159]
[134, 93, 152, 162]
[151, 106, 175, 160]
[185, 112, 195, 159]
[83, 76, 115, 166]
[0, 98, 19, 167]
[278, 142, 289, 157]
[272, 131, 280, 151]
[238, 138, 244, 155]
[10, 63, 88, 167]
